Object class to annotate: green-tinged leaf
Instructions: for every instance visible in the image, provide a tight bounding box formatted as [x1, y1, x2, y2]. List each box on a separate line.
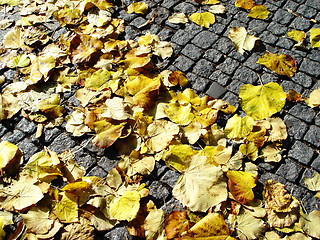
[304, 171, 320, 192]
[310, 28, 320, 48]
[7, 54, 30, 68]
[239, 82, 287, 120]
[224, 114, 254, 140]
[299, 210, 320, 238]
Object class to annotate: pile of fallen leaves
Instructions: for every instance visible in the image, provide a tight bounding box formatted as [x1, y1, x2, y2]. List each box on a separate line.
[0, 0, 320, 239]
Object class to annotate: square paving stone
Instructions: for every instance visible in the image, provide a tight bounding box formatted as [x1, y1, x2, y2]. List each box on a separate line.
[311, 154, 320, 172]
[275, 158, 303, 183]
[73, 149, 96, 170]
[186, 72, 210, 92]
[288, 140, 315, 165]
[191, 31, 218, 49]
[204, 49, 224, 63]
[16, 118, 37, 134]
[292, 72, 313, 88]
[306, 0, 320, 10]
[290, 17, 311, 31]
[248, 19, 269, 35]
[280, 80, 303, 93]
[171, 29, 194, 46]
[233, 66, 258, 84]
[288, 103, 316, 123]
[16, 138, 39, 162]
[284, 115, 308, 140]
[173, 55, 194, 72]
[181, 44, 203, 61]
[206, 82, 226, 99]
[222, 92, 240, 108]
[299, 58, 320, 78]
[87, 166, 107, 178]
[304, 125, 320, 147]
[192, 59, 215, 78]
[217, 57, 240, 75]
[267, 22, 288, 36]
[1, 130, 25, 144]
[173, 2, 197, 15]
[209, 71, 231, 86]
[48, 133, 77, 154]
[212, 37, 234, 54]
[273, 9, 295, 25]
[296, 4, 318, 18]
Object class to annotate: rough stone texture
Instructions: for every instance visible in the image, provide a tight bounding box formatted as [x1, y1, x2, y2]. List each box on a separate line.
[304, 125, 320, 147]
[288, 141, 315, 165]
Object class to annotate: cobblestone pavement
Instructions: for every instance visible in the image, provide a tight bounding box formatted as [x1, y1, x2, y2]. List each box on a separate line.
[1, 0, 320, 239]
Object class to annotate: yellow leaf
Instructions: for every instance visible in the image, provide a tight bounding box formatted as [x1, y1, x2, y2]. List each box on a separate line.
[286, 89, 303, 102]
[209, 5, 227, 14]
[0, 217, 5, 240]
[53, 6, 82, 26]
[3, 27, 23, 49]
[145, 119, 180, 152]
[0, 141, 22, 175]
[172, 156, 227, 212]
[65, 110, 91, 137]
[248, 5, 269, 19]
[164, 144, 196, 172]
[53, 192, 78, 223]
[299, 210, 320, 239]
[92, 120, 125, 148]
[195, 0, 220, 4]
[110, 191, 140, 221]
[239, 82, 287, 120]
[165, 102, 194, 125]
[0, 0, 20, 6]
[127, 2, 148, 15]
[168, 71, 188, 87]
[60, 218, 94, 240]
[229, 27, 259, 55]
[265, 117, 287, 142]
[227, 170, 257, 204]
[288, 30, 306, 48]
[235, 0, 255, 10]
[224, 114, 254, 140]
[165, 211, 190, 239]
[7, 54, 30, 68]
[189, 12, 215, 28]
[168, 13, 189, 24]
[0, 91, 21, 120]
[239, 142, 258, 161]
[305, 88, 320, 108]
[261, 143, 282, 162]
[144, 208, 165, 240]
[84, 69, 112, 90]
[101, 97, 132, 120]
[87, 8, 112, 27]
[310, 28, 320, 48]
[37, 94, 65, 118]
[304, 171, 320, 192]
[257, 52, 297, 77]
[183, 122, 207, 144]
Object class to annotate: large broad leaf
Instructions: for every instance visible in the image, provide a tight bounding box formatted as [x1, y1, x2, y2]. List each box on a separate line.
[304, 171, 320, 192]
[110, 191, 140, 221]
[263, 180, 292, 212]
[92, 120, 125, 148]
[248, 5, 269, 19]
[257, 52, 297, 77]
[227, 170, 257, 204]
[189, 12, 215, 28]
[239, 82, 286, 120]
[299, 210, 320, 239]
[229, 27, 259, 54]
[172, 156, 227, 212]
[53, 192, 78, 223]
[37, 94, 65, 118]
[0, 141, 23, 175]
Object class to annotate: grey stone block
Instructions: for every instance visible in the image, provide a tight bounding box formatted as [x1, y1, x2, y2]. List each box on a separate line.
[130, 17, 146, 28]
[192, 59, 215, 78]
[276, 37, 295, 50]
[290, 17, 311, 31]
[222, 92, 239, 109]
[181, 44, 204, 61]
[280, 80, 303, 93]
[299, 58, 320, 78]
[259, 31, 278, 45]
[1, 130, 25, 144]
[306, 0, 320, 10]
[104, 226, 134, 240]
[273, 9, 295, 25]
[16, 118, 37, 134]
[16, 138, 39, 162]
[87, 166, 107, 178]
[209, 71, 231, 86]
[304, 125, 320, 147]
[233, 66, 258, 84]
[212, 37, 234, 54]
[124, 25, 140, 40]
[160, 169, 181, 189]
[203, 49, 223, 64]
[186, 72, 210, 93]
[244, 53, 263, 72]
[311, 155, 320, 172]
[288, 141, 315, 165]
[284, 1, 299, 11]
[217, 58, 240, 75]
[148, 181, 171, 204]
[153, 7, 170, 25]
[209, 23, 226, 35]
[48, 133, 77, 154]
[288, 103, 316, 123]
[83, 139, 106, 156]
[226, 80, 244, 94]
[43, 127, 62, 144]
[97, 156, 119, 173]
[174, 2, 197, 15]
[248, 19, 269, 35]
[158, 27, 175, 41]
[171, 29, 194, 46]
[292, 72, 313, 88]
[173, 55, 194, 72]
[284, 115, 308, 140]
[206, 82, 226, 99]
[73, 149, 96, 170]
[267, 22, 288, 36]
[0, 123, 8, 138]
[297, 4, 318, 18]
[192, 31, 218, 49]
[308, 49, 320, 62]
[276, 158, 303, 183]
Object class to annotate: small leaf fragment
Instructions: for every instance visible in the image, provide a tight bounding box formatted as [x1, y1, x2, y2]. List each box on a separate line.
[305, 88, 320, 108]
[168, 13, 188, 24]
[310, 28, 320, 48]
[235, 0, 255, 10]
[304, 171, 320, 192]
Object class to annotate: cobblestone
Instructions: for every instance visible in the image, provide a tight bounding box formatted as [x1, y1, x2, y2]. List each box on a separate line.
[192, 59, 215, 78]
[304, 125, 320, 147]
[181, 44, 203, 61]
[191, 31, 218, 49]
[288, 140, 315, 165]
[292, 72, 313, 88]
[299, 58, 320, 78]
[276, 158, 303, 183]
[288, 103, 316, 123]
[48, 133, 77, 154]
[284, 115, 308, 140]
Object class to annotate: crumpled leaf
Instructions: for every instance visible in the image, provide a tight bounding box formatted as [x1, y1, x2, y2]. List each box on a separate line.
[227, 170, 257, 204]
[144, 208, 165, 240]
[229, 27, 259, 54]
[189, 12, 215, 28]
[127, 2, 148, 15]
[145, 119, 180, 152]
[59, 150, 86, 183]
[235, 0, 255, 10]
[266, 202, 299, 228]
[101, 97, 132, 120]
[236, 209, 267, 240]
[305, 88, 320, 108]
[257, 52, 297, 77]
[299, 210, 320, 239]
[168, 13, 188, 24]
[248, 5, 269, 19]
[87, 8, 112, 27]
[261, 143, 282, 162]
[60, 218, 94, 240]
[0, 0, 20, 6]
[165, 211, 190, 239]
[110, 190, 140, 221]
[53, 192, 78, 223]
[239, 82, 287, 120]
[53, 6, 82, 27]
[224, 114, 254, 140]
[7, 54, 30, 68]
[265, 117, 287, 142]
[0, 141, 23, 175]
[37, 94, 65, 118]
[288, 30, 306, 48]
[287, 89, 303, 102]
[0, 90, 21, 120]
[165, 103, 194, 125]
[183, 122, 207, 144]
[66, 110, 91, 137]
[172, 155, 227, 212]
[92, 120, 125, 148]
[310, 28, 320, 48]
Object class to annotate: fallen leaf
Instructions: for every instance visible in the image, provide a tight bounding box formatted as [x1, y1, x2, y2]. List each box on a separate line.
[66, 110, 92, 137]
[165, 211, 190, 239]
[305, 88, 320, 108]
[310, 28, 320, 48]
[92, 120, 125, 148]
[239, 82, 287, 120]
[235, 0, 255, 10]
[299, 210, 320, 238]
[7, 54, 30, 68]
[288, 30, 306, 48]
[110, 190, 140, 221]
[239, 142, 258, 161]
[168, 13, 189, 24]
[248, 5, 269, 19]
[209, 5, 227, 14]
[189, 12, 215, 28]
[60, 218, 94, 240]
[261, 143, 282, 162]
[53, 192, 79, 223]
[0, 141, 23, 175]
[127, 2, 148, 15]
[224, 114, 254, 140]
[304, 171, 320, 191]
[287, 89, 303, 102]
[257, 52, 297, 77]
[229, 27, 259, 54]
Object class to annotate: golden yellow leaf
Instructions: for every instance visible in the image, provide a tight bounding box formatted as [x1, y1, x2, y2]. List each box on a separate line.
[305, 88, 320, 108]
[165, 102, 194, 125]
[37, 94, 65, 118]
[310, 28, 320, 48]
[92, 120, 125, 148]
[7, 54, 30, 68]
[144, 208, 166, 240]
[163, 144, 196, 172]
[257, 52, 297, 77]
[287, 89, 303, 102]
[239, 142, 258, 161]
[165, 211, 190, 239]
[183, 122, 207, 144]
[288, 30, 306, 48]
[248, 5, 269, 19]
[0, 141, 22, 175]
[84, 69, 112, 90]
[101, 97, 132, 120]
[224, 114, 254, 140]
[127, 2, 148, 15]
[0, 217, 5, 240]
[261, 143, 282, 162]
[0, 90, 21, 120]
[110, 191, 140, 221]
[209, 5, 227, 14]
[53, 192, 78, 223]
[304, 171, 320, 192]
[239, 82, 287, 120]
[235, 0, 255, 10]
[189, 12, 215, 28]
[195, 0, 220, 4]
[53, 6, 82, 27]
[229, 27, 259, 54]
